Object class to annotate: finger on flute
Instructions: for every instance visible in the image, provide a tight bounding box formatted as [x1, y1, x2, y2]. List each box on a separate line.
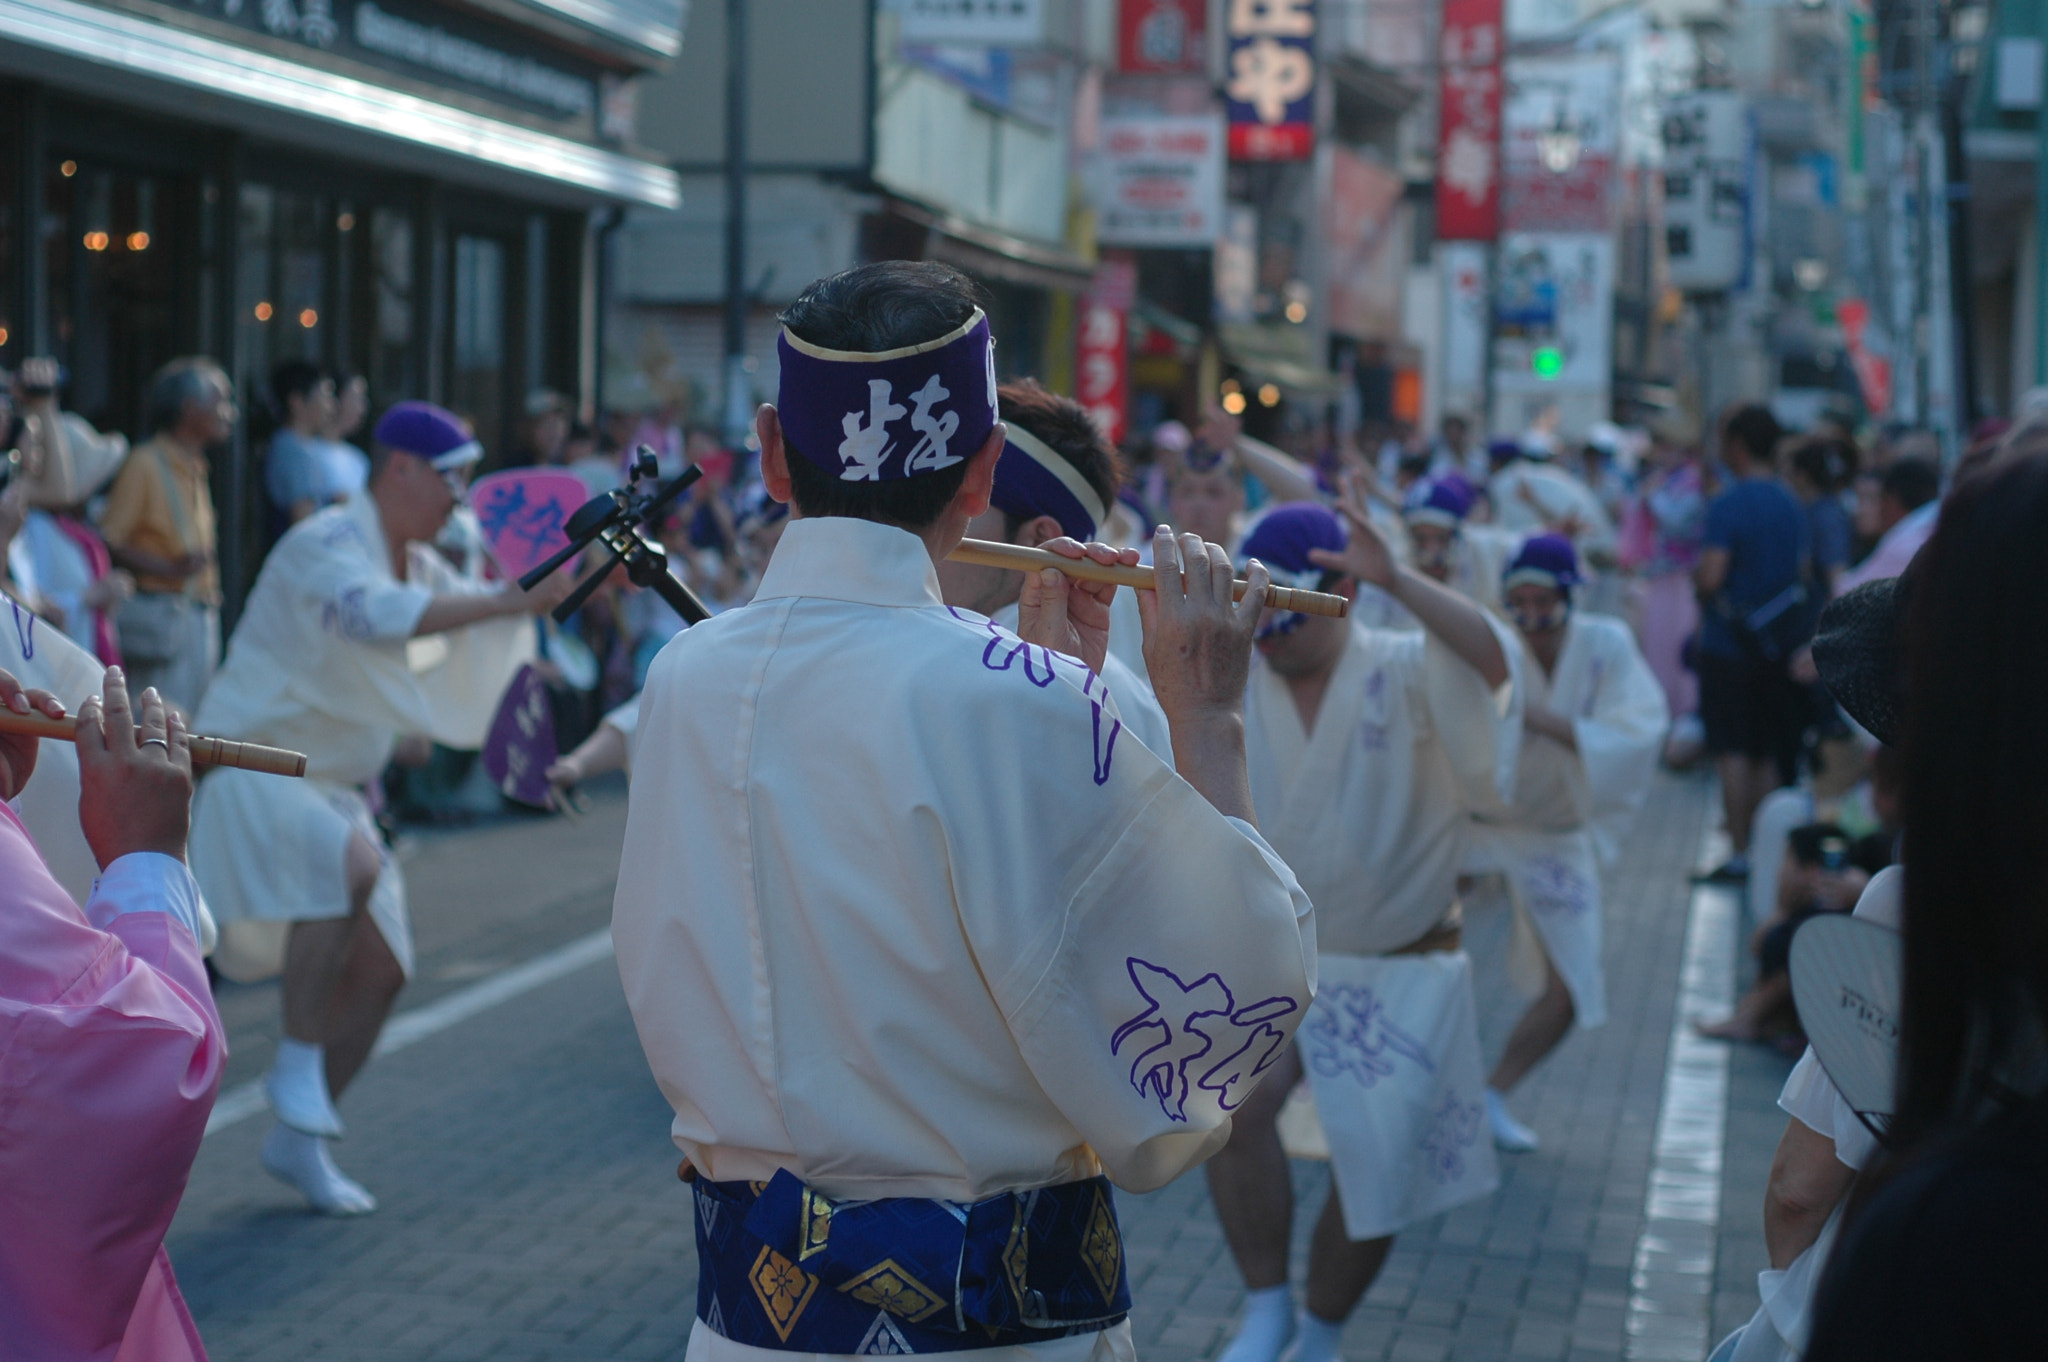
[0, 709, 309, 777]
[947, 538, 1349, 619]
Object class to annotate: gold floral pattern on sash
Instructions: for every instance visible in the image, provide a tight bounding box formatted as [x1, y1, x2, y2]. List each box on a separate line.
[837, 1260, 948, 1323]
[747, 1246, 819, 1341]
[1001, 1197, 1029, 1312]
[799, 1188, 834, 1262]
[1080, 1189, 1122, 1304]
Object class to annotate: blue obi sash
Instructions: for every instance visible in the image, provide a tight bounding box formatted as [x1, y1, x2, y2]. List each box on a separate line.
[692, 1169, 1131, 1353]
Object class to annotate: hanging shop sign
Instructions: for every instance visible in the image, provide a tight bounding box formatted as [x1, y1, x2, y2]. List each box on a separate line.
[1096, 113, 1226, 248]
[1500, 54, 1619, 235]
[1224, 0, 1315, 162]
[1118, 0, 1206, 74]
[1077, 254, 1137, 445]
[1435, 0, 1501, 241]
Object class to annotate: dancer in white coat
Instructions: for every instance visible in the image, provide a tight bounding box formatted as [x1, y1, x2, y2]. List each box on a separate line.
[1465, 535, 1669, 1149]
[1400, 474, 1519, 619]
[188, 401, 562, 1213]
[1206, 497, 1521, 1362]
[612, 263, 1316, 1362]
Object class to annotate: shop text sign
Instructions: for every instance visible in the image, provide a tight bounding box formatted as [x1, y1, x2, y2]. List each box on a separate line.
[1078, 256, 1137, 446]
[1224, 0, 1315, 162]
[1096, 114, 1226, 247]
[1435, 0, 1501, 240]
[900, 0, 1043, 46]
[1118, 0, 1205, 74]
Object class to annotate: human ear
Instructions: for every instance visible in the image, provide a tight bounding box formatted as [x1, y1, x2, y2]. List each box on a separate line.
[952, 423, 1005, 521]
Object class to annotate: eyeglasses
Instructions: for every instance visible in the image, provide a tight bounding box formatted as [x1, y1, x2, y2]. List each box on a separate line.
[439, 466, 471, 503]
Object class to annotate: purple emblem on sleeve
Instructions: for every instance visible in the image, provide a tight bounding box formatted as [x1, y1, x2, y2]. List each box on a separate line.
[1111, 958, 1299, 1121]
[1523, 855, 1592, 918]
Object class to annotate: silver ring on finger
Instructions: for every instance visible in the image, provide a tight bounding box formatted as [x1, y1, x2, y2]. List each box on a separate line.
[141, 737, 171, 754]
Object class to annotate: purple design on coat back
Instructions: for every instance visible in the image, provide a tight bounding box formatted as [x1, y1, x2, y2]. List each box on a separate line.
[1419, 1089, 1483, 1183]
[10, 600, 33, 659]
[1523, 855, 1591, 917]
[1304, 983, 1436, 1089]
[952, 610, 1123, 784]
[1111, 957, 1299, 1121]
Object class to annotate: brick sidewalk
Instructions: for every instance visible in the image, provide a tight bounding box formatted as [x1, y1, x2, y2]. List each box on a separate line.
[170, 769, 1774, 1361]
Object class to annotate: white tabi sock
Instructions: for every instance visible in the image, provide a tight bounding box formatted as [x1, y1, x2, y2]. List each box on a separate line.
[265, 1037, 346, 1139]
[1486, 1087, 1540, 1152]
[1289, 1310, 1346, 1362]
[1220, 1285, 1296, 1362]
[261, 1123, 378, 1216]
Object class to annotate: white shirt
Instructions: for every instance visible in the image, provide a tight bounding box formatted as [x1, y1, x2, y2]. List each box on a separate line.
[1245, 620, 1520, 956]
[1473, 614, 1669, 860]
[614, 517, 1316, 1210]
[195, 492, 530, 785]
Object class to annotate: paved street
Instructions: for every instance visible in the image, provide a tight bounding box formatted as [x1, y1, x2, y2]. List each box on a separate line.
[170, 769, 1796, 1361]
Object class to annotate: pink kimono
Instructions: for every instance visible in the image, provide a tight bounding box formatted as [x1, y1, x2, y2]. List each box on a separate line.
[0, 800, 224, 1360]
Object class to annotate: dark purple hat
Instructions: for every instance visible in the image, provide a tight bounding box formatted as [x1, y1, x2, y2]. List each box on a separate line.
[1238, 501, 1346, 588]
[373, 400, 483, 470]
[775, 309, 998, 482]
[1403, 474, 1475, 528]
[990, 424, 1107, 541]
[1502, 533, 1582, 594]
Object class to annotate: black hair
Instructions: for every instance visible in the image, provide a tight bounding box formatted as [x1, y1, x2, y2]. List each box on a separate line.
[142, 357, 229, 438]
[1880, 456, 1940, 513]
[270, 359, 327, 419]
[1790, 436, 1859, 494]
[1722, 404, 1783, 466]
[778, 262, 988, 531]
[1891, 452, 2048, 1156]
[994, 379, 1122, 540]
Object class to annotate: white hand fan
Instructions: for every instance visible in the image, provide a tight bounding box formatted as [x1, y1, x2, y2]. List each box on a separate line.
[1790, 913, 1903, 1142]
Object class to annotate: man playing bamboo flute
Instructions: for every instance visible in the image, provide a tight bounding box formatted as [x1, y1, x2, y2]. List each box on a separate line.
[934, 378, 1171, 759]
[188, 401, 565, 1215]
[1463, 535, 1668, 1150]
[612, 261, 1317, 1362]
[1206, 497, 1522, 1362]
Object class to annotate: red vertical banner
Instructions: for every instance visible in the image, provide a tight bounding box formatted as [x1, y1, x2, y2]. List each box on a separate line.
[1118, 0, 1206, 74]
[1077, 254, 1137, 445]
[1436, 0, 1502, 241]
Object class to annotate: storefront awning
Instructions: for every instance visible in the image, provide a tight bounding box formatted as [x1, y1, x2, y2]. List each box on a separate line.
[1218, 322, 1346, 397]
[0, 0, 681, 209]
[885, 198, 1096, 295]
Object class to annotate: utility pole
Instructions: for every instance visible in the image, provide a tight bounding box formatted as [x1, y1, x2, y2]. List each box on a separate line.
[722, 0, 750, 449]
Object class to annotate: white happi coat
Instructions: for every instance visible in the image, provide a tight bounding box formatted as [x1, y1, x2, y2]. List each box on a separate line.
[1246, 619, 1521, 1239]
[990, 600, 1173, 764]
[1465, 613, 1667, 1029]
[188, 492, 531, 982]
[613, 518, 1315, 1362]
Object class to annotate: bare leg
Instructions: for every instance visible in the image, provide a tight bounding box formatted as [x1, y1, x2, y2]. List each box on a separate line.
[1715, 753, 1756, 855]
[1487, 958, 1577, 1094]
[1696, 973, 1793, 1042]
[1204, 1042, 1304, 1290]
[1303, 1191, 1394, 1325]
[281, 832, 384, 1043]
[323, 911, 406, 1099]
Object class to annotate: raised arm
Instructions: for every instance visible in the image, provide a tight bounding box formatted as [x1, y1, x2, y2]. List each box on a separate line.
[1310, 482, 1510, 689]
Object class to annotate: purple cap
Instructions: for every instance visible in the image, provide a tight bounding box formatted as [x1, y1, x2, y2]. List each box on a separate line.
[1503, 532, 1582, 594]
[374, 401, 483, 470]
[1403, 475, 1475, 529]
[1238, 501, 1345, 588]
[775, 309, 998, 482]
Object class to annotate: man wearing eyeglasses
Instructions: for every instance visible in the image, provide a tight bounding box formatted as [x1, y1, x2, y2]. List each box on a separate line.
[187, 401, 569, 1215]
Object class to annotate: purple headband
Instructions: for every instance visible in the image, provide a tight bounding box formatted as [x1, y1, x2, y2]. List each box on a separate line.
[1238, 501, 1345, 588]
[990, 425, 1107, 541]
[775, 309, 998, 482]
[1503, 532, 1582, 594]
[1403, 474, 1475, 529]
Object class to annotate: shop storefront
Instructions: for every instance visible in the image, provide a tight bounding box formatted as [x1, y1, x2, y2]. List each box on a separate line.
[0, 0, 680, 609]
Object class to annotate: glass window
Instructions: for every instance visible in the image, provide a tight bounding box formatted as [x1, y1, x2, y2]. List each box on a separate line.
[44, 157, 181, 435]
[451, 232, 507, 459]
[369, 206, 415, 404]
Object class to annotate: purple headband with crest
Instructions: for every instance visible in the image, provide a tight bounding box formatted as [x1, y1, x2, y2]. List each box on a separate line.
[1503, 532, 1582, 595]
[776, 309, 998, 482]
[1403, 474, 1475, 529]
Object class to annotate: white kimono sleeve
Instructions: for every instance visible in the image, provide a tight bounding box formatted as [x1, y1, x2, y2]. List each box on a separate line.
[1572, 622, 1671, 862]
[990, 778, 1316, 1194]
[1421, 613, 1524, 811]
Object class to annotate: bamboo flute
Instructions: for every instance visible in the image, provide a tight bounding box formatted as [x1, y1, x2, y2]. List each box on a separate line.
[0, 710, 309, 777]
[947, 538, 1349, 620]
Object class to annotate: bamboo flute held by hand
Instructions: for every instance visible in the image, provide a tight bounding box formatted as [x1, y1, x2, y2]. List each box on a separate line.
[0, 709, 309, 777]
[947, 538, 1350, 620]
